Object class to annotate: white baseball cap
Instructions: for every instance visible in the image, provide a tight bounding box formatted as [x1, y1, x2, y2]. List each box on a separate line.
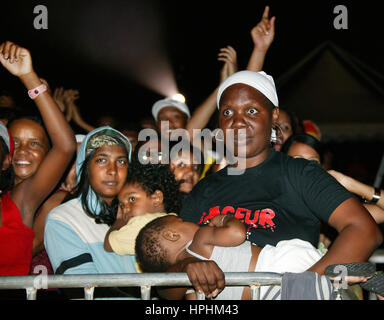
[152, 98, 191, 121]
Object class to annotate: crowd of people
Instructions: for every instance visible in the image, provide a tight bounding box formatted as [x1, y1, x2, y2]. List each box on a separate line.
[0, 6, 383, 301]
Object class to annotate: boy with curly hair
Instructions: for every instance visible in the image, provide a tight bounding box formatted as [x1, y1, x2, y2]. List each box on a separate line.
[104, 162, 182, 255]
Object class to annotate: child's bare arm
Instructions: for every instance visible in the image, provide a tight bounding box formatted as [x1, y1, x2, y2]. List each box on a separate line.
[196, 215, 247, 247]
[104, 206, 128, 251]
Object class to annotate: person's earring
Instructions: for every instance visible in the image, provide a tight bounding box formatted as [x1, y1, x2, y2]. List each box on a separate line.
[271, 125, 284, 145]
[271, 128, 277, 143]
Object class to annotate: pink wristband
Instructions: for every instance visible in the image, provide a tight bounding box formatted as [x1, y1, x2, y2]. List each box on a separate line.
[28, 84, 47, 99]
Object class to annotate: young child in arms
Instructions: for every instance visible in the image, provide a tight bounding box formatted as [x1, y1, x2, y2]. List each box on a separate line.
[135, 214, 380, 300]
[104, 162, 182, 256]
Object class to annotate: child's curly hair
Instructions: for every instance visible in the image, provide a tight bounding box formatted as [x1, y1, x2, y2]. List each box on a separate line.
[135, 216, 172, 272]
[126, 162, 183, 214]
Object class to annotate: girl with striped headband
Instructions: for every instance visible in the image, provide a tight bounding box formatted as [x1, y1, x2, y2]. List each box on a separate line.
[44, 127, 139, 298]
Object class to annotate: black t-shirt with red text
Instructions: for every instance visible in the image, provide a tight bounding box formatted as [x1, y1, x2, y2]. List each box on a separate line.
[180, 149, 353, 247]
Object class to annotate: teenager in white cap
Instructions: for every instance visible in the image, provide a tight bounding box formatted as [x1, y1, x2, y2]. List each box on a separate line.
[152, 98, 191, 132]
[158, 70, 382, 300]
[0, 41, 76, 276]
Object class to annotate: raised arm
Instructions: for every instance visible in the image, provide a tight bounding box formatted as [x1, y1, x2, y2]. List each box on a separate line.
[185, 46, 238, 138]
[246, 5, 276, 71]
[63, 89, 95, 133]
[0, 41, 76, 227]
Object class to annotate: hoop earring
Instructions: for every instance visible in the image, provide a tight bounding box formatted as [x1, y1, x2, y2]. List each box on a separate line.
[271, 124, 284, 145]
[271, 128, 277, 143]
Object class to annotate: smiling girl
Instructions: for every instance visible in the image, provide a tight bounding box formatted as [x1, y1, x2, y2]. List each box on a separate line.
[8, 116, 50, 186]
[0, 41, 76, 276]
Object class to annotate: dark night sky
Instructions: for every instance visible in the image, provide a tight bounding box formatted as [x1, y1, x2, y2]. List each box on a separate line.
[1, 0, 383, 123]
[1, 0, 383, 185]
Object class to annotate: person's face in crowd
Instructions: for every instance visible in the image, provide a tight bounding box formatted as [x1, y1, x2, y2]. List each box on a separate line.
[274, 109, 293, 151]
[117, 182, 164, 219]
[219, 83, 279, 166]
[170, 151, 200, 194]
[287, 141, 321, 164]
[157, 107, 188, 131]
[88, 145, 128, 205]
[10, 119, 49, 184]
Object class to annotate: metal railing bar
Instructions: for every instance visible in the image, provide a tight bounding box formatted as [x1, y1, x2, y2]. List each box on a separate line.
[140, 285, 151, 300]
[0, 272, 282, 290]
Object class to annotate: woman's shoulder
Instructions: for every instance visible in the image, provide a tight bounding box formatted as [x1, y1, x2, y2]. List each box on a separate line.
[46, 198, 82, 222]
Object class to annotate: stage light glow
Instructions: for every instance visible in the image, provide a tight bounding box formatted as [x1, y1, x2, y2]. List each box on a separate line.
[69, 0, 179, 99]
[172, 93, 186, 103]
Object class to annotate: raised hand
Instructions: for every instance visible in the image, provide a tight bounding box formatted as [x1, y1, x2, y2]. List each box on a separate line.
[250, 6, 276, 52]
[218, 45, 238, 82]
[63, 89, 80, 105]
[63, 89, 80, 122]
[63, 90, 95, 132]
[0, 41, 34, 77]
[53, 87, 67, 113]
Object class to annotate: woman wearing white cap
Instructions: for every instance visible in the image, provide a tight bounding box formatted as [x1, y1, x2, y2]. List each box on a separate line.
[158, 70, 382, 299]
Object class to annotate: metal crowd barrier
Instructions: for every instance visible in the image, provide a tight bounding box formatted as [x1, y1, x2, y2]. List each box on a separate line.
[0, 250, 382, 300]
[368, 249, 384, 300]
[0, 272, 281, 300]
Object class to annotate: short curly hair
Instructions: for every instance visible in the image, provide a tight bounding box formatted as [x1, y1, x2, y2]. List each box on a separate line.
[126, 162, 183, 214]
[135, 216, 172, 272]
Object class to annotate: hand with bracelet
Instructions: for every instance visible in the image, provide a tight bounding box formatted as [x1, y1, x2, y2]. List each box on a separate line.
[328, 170, 384, 223]
[0, 41, 76, 228]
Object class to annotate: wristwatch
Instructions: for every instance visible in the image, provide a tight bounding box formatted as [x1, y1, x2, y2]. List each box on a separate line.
[28, 84, 47, 99]
[370, 187, 381, 204]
